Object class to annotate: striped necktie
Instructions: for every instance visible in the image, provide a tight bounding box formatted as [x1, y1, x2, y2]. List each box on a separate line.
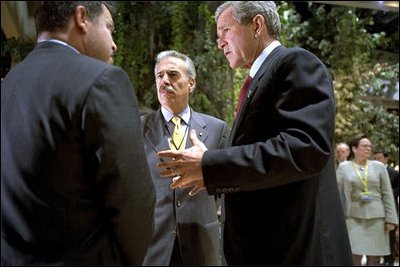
[236, 75, 253, 114]
[170, 116, 186, 150]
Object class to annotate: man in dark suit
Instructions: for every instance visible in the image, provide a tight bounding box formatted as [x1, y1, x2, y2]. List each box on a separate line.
[157, 2, 352, 265]
[374, 151, 399, 266]
[1, 2, 155, 265]
[142, 50, 229, 265]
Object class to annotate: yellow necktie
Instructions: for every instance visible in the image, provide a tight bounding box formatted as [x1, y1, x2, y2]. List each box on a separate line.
[170, 116, 186, 150]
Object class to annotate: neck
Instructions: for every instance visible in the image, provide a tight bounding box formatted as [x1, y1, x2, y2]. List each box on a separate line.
[353, 158, 367, 166]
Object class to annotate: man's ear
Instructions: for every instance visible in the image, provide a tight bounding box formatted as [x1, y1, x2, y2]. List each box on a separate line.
[74, 6, 90, 33]
[253, 14, 265, 38]
[189, 79, 196, 94]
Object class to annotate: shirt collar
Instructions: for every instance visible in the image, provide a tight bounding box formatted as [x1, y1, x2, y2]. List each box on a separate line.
[249, 40, 281, 78]
[161, 106, 191, 125]
[38, 39, 80, 54]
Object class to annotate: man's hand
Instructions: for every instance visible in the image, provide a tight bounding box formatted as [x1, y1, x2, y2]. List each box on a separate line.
[157, 129, 207, 196]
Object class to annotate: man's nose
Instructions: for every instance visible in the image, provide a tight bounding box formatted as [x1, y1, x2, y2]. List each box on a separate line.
[112, 40, 117, 53]
[217, 39, 225, 50]
[161, 74, 171, 85]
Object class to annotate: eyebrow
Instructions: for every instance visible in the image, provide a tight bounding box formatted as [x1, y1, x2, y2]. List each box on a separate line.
[158, 69, 179, 74]
[107, 18, 115, 31]
[217, 24, 228, 31]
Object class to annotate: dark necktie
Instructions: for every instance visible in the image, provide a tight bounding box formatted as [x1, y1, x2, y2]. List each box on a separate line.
[236, 75, 253, 113]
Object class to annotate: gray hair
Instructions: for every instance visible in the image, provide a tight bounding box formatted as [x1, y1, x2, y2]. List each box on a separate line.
[154, 50, 196, 80]
[215, 1, 281, 39]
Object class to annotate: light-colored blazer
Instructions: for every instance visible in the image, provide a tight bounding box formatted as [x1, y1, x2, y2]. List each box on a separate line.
[337, 160, 398, 224]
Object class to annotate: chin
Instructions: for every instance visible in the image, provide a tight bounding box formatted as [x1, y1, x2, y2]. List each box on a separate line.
[229, 59, 242, 69]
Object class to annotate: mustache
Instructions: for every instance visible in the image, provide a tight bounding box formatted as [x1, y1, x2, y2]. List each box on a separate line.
[161, 85, 175, 93]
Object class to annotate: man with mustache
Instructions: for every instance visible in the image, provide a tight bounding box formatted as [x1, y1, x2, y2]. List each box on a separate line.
[141, 50, 229, 265]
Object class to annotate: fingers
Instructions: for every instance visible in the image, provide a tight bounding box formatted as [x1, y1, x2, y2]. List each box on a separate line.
[170, 176, 186, 188]
[171, 176, 205, 196]
[157, 149, 179, 159]
[189, 184, 205, 196]
[189, 129, 200, 145]
[159, 167, 179, 178]
[156, 152, 180, 171]
[171, 176, 181, 188]
[189, 129, 208, 151]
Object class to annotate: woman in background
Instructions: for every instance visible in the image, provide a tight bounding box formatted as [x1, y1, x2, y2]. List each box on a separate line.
[337, 134, 398, 266]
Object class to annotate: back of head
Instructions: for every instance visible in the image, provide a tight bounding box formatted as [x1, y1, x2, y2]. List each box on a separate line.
[215, 1, 281, 39]
[35, 1, 110, 34]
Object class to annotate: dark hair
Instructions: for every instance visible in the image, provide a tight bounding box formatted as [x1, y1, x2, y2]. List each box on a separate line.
[374, 150, 389, 158]
[35, 1, 112, 33]
[348, 134, 368, 160]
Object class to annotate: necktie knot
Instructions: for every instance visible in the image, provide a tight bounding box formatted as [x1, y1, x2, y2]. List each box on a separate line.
[171, 116, 181, 127]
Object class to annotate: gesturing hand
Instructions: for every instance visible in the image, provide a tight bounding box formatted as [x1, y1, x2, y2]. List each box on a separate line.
[157, 129, 208, 196]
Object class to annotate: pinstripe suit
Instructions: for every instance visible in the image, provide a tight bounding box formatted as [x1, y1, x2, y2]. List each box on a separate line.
[142, 108, 228, 265]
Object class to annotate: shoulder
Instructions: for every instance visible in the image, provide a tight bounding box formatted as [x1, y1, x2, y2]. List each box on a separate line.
[369, 160, 385, 168]
[369, 160, 387, 172]
[79, 54, 123, 75]
[193, 111, 226, 126]
[278, 47, 326, 68]
[140, 109, 157, 125]
[388, 166, 399, 175]
[338, 160, 352, 169]
[48, 41, 115, 74]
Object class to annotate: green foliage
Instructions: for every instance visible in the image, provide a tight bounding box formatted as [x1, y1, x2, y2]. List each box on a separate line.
[113, 2, 169, 110]
[113, 1, 235, 125]
[4, 1, 396, 164]
[292, 2, 399, 164]
[111, 1, 398, 164]
[278, 1, 303, 47]
[1, 37, 35, 67]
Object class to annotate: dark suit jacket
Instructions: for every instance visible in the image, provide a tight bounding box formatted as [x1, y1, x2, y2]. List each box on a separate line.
[141, 108, 228, 265]
[387, 166, 399, 205]
[202, 46, 353, 265]
[1, 41, 156, 265]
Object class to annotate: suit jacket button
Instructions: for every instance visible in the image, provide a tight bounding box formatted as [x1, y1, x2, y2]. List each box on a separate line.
[175, 200, 181, 207]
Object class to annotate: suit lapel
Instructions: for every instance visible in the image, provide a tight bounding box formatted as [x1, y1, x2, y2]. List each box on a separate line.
[144, 108, 208, 152]
[187, 110, 208, 147]
[229, 46, 286, 145]
[144, 109, 170, 154]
